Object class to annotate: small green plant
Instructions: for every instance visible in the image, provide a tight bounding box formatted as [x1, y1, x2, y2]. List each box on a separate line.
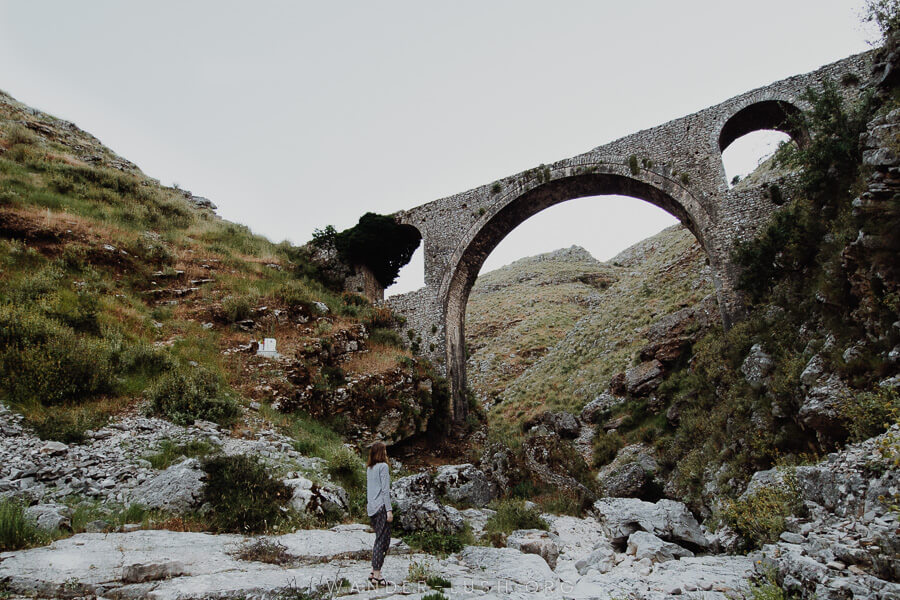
[426, 575, 451, 589]
[221, 293, 255, 323]
[201, 454, 292, 533]
[422, 593, 449, 600]
[236, 537, 295, 565]
[144, 438, 219, 469]
[680, 172, 690, 185]
[145, 366, 239, 427]
[0, 499, 49, 551]
[407, 560, 432, 582]
[718, 472, 803, 550]
[628, 154, 640, 176]
[402, 528, 472, 556]
[840, 387, 900, 442]
[490, 182, 502, 194]
[746, 567, 799, 600]
[484, 499, 548, 540]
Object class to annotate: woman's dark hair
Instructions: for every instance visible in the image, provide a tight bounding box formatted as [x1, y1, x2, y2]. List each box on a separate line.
[367, 441, 388, 468]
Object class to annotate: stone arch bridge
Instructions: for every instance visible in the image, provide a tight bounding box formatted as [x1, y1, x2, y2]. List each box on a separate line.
[383, 52, 872, 423]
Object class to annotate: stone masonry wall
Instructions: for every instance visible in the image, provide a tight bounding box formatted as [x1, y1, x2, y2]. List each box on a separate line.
[387, 51, 874, 421]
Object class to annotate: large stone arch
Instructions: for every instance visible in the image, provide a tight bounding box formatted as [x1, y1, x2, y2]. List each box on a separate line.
[440, 162, 714, 421]
[384, 51, 873, 427]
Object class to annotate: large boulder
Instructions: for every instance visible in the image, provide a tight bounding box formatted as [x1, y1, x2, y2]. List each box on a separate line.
[574, 540, 617, 575]
[525, 411, 580, 438]
[798, 374, 851, 438]
[626, 530, 694, 563]
[580, 393, 624, 424]
[741, 344, 775, 390]
[593, 498, 708, 549]
[522, 434, 595, 502]
[129, 458, 205, 513]
[392, 473, 464, 534]
[283, 477, 348, 518]
[506, 529, 560, 570]
[433, 464, 498, 508]
[24, 503, 71, 532]
[620, 360, 665, 396]
[458, 546, 557, 585]
[594, 444, 660, 499]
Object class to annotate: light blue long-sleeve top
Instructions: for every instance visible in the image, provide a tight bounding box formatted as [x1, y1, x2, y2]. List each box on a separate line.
[366, 461, 392, 517]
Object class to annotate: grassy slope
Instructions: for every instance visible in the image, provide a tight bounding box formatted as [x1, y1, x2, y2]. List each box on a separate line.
[0, 89, 407, 454]
[466, 226, 715, 437]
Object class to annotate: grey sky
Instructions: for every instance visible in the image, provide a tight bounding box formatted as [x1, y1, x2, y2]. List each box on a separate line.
[0, 1, 876, 294]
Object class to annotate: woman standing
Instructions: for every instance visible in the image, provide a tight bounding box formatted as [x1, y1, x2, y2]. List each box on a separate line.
[366, 441, 392, 586]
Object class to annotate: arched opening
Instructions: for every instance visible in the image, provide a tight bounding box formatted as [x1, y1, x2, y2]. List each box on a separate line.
[386, 244, 425, 297]
[466, 196, 683, 412]
[718, 100, 806, 188]
[718, 100, 806, 153]
[722, 130, 793, 188]
[443, 171, 712, 421]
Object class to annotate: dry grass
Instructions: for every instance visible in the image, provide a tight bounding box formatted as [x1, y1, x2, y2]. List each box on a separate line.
[343, 343, 410, 375]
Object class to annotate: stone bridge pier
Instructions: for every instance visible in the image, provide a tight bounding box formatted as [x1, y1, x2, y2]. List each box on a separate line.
[386, 52, 872, 423]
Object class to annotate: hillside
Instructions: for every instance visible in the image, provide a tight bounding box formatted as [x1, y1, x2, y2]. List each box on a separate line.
[1, 18, 900, 599]
[467, 225, 715, 434]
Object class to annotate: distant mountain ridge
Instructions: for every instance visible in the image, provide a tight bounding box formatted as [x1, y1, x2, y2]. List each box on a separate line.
[465, 224, 715, 431]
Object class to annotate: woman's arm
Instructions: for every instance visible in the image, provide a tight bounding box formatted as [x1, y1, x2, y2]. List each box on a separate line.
[380, 462, 392, 516]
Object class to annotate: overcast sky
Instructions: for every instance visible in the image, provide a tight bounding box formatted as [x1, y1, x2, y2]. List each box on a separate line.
[0, 1, 877, 294]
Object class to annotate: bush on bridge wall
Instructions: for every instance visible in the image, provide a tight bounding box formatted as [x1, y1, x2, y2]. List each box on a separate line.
[314, 212, 421, 288]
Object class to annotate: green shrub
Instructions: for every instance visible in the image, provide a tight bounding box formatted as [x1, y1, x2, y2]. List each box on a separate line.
[426, 575, 451, 589]
[331, 212, 421, 288]
[0, 499, 49, 551]
[718, 472, 802, 550]
[144, 438, 219, 469]
[0, 305, 116, 407]
[484, 499, 547, 537]
[422, 593, 449, 600]
[145, 366, 239, 426]
[201, 454, 291, 533]
[839, 387, 900, 442]
[402, 529, 469, 556]
[592, 430, 624, 467]
[369, 327, 403, 348]
[221, 293, 255, 323]
[628, 155, 639, 176]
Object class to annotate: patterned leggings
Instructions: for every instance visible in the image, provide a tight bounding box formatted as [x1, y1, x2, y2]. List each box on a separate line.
[370, 506, 391, 571]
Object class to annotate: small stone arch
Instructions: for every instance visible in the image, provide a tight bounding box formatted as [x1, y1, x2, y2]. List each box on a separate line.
[440, 164, 714, 420]
[717, 99, 808, 153]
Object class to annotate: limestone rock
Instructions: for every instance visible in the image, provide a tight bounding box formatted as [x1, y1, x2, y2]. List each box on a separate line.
[129, 458, 205, 513]
[799, 374, 851, 437]
[574, 540, 617, 575]
[580, 393, 624, 424]
[433, 463, 498, 508]
[284, 477, 348, 518]
[593, 497, 708, 549]
[392, 473, 463, 534]
[595, 443, 659, 499]
[458, 546, 557, 585]
[622, 360, 665, 396]
[626, 530, 694, 563]
[506, 528, 560, 569]
[741, 344, 775, 390]
[24, 503, 70, 532]
[121, 561, 187, 583]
